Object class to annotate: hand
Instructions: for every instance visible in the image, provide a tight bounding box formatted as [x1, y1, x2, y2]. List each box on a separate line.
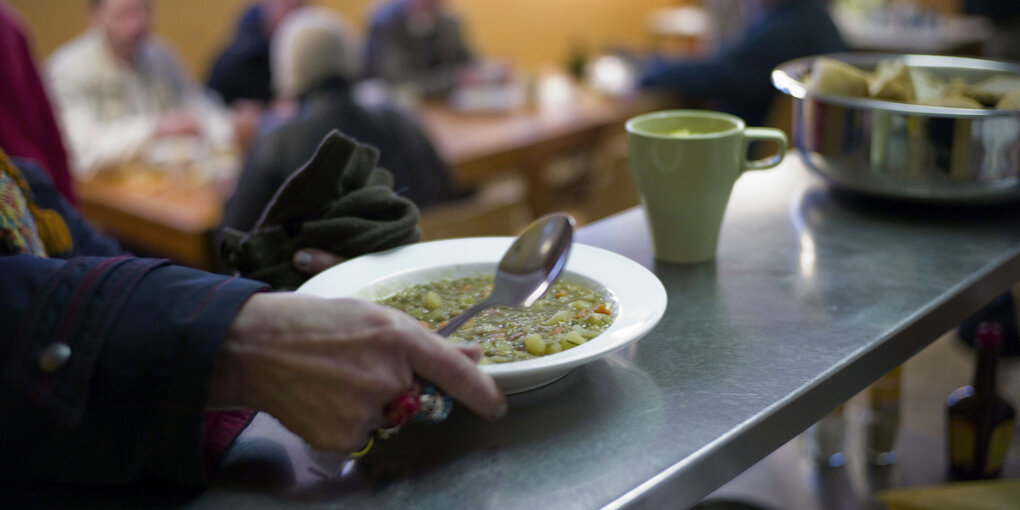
[208, 293, 507, 452]
[293, 248, 345, 275]
[230, 100, 264, 152]
[155, 110, 201, 137]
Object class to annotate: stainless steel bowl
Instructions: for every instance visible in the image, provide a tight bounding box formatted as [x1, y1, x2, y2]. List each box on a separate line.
[772, 53, 1020, 204]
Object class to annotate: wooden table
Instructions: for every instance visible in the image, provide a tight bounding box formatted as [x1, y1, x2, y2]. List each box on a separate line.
[418, 86, 672, 214]
[74, 86, 674, 270]
[74, 167, 228, 270]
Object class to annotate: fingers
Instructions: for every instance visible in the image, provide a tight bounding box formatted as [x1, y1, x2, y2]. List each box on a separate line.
[293, 248, 345, 275]
[456, 343, 483, 363]
[226, 295, 504, 458]
[404, 331, 507, 421]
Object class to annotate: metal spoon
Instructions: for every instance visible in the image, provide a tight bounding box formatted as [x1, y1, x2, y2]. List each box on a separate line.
[436, 213, 575, 337]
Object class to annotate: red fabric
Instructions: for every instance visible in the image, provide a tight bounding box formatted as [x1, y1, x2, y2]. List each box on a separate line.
[202, 409, 256, 477]
[0, 3, 75, 204]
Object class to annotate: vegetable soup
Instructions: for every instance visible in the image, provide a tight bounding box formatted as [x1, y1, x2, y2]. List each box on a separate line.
[377, 275, 614, 363]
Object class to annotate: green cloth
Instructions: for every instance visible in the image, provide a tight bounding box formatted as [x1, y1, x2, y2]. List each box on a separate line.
[221, 130, 421, 290]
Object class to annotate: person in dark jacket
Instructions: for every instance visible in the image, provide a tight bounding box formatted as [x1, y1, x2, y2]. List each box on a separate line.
[224, 6, 454, 232]
[0, 151, 505, 486]
[640, 0, 847, 127]
[206, 0, 306, 105]
[363, 0, 475, 96]
[965, 0, 1020, 62]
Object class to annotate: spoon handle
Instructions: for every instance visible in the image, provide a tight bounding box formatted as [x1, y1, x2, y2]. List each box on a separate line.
[436, 299, 492, 338]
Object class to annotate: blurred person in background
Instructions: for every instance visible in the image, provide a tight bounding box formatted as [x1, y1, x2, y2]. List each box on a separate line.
[0, 1, 75, 203]
[639, 0, 846, 127]
[701, 0, 754, 53]
[964, 0, 1020, 62]
[363, 0, 475, 97]
[224, 6, 454, 233]
[45, 0, 238, 178]
[206, 0, 307, 106]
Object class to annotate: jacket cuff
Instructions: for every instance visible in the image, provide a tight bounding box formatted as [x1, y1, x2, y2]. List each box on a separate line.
[137, 267, 268, 485]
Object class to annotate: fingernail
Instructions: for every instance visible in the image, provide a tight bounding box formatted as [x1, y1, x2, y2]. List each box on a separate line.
[491, 403, 508, 421]
[294, 250, 312, 271]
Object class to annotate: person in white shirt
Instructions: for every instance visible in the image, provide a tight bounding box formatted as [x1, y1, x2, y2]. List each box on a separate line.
[46, 0, 236, 178]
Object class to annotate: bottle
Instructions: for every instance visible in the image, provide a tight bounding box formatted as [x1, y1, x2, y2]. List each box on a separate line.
[866, 365, 902, 465]
[811, 404, 846, 468]
[565, 39, 588, 82]
[946, 321, 1016, 480]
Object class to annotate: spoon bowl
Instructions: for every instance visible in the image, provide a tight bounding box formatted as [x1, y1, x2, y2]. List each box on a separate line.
[436, 213, 575, 337]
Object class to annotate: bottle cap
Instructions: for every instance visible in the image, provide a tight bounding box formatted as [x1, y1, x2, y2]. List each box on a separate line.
[975, 321, 1003, 350]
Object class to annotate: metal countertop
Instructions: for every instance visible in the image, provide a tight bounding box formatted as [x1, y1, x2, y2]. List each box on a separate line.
[21, 155, 1020, 509]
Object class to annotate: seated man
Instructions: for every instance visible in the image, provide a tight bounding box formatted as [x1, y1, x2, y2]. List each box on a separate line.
[640, 0, 846, 127]
[224, 6, 454, 232]
[363, 0, 475, 96]
[206, 0, 307, 106]
[46, 0, 236, 178]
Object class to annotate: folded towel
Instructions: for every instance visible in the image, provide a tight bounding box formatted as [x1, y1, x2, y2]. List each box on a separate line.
[221, 130, 421, 290]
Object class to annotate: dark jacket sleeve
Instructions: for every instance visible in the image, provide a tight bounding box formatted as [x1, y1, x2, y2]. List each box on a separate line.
[0, 254, 268, 485]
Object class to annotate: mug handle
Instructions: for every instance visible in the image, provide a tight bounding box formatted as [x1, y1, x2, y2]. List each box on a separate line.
[742, 127, 788, 172]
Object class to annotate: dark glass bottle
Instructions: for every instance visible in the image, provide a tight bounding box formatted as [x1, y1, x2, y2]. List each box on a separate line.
[565, 39, 588, 81]
[946, 321, 1016, 480]
[867, 365, 902, 465]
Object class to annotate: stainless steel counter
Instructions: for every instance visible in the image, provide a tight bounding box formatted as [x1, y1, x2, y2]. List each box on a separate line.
[16, 155, 1020, 509]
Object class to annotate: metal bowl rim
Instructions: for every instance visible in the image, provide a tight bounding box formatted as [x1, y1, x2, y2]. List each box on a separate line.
[772, 52, 1020, 118]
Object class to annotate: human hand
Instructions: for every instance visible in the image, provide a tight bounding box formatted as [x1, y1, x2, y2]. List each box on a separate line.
[208, 293, 506, 452]
[230, 100, 263, 152]
[155, 110, 201, 137]
[293, 248, 345, 275]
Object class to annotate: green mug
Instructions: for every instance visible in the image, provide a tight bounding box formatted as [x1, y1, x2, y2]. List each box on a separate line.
[626, 110, 787, 263]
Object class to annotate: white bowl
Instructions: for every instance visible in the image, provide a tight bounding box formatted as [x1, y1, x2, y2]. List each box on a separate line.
[297, 237, 667, 394]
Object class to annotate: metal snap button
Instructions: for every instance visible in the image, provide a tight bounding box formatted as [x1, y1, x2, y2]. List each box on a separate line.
[39, 342, 71, 373]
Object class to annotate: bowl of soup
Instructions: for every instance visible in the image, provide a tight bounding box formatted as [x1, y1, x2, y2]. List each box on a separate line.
[297, 237, 667, 393]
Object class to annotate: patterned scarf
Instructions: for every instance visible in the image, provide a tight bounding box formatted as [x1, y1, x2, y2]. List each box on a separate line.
[0, 147, 72, 256]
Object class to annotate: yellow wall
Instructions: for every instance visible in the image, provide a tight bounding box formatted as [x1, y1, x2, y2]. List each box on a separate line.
[9, 0, 671, 80]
